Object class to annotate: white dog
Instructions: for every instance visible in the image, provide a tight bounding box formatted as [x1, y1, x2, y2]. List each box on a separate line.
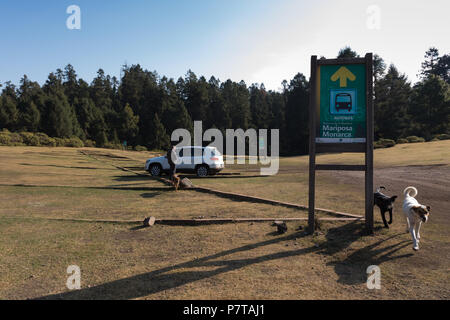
[402, 186, 431, 251]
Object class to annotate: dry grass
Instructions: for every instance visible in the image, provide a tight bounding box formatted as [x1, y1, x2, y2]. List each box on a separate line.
[0, 143, 449, 300]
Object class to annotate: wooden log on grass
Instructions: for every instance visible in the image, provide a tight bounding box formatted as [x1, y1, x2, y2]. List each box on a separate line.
[152, 217, 363, 226]
[143, 216, 156, 227]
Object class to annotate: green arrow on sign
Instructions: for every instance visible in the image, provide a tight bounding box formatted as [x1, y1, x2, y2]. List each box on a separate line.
[331, 66, 356, 87]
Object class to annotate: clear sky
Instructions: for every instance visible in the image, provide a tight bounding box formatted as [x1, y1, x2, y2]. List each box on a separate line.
[1, 0, 449, 91]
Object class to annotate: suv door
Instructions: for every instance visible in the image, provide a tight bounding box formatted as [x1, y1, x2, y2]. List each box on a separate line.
[191, 147, 205, 169]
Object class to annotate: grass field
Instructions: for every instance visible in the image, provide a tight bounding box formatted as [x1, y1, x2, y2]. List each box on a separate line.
[0, 141, 449, 299]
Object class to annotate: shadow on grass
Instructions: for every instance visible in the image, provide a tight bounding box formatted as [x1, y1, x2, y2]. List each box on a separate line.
[121, 166, 146, 171]
[139, 192, 161, 199]
[0, 183, 170, 192]
[20, 163, 110, 170]
[129, 225, 147, 231]
[37, 222, 411, 300]
[188, 175, 268, 180]
[320, 223, 413, 285]
[113, 175, 151, 182]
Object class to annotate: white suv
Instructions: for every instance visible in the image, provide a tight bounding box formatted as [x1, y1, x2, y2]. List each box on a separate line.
[144, 146, 224, 177]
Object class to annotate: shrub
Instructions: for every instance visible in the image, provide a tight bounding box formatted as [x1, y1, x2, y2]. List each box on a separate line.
[103, 142, 122, 150]
[0, 132, 12, 145]
[84, 139, 96, 148]
[65, 137, 84, 148]
[134, 145, 147, 152]
[374, 138, 395, 149]
[379, 138, 396, 148]
[53, 137, 84, 148]
[432, 133, 450, 141]
[19, 132, 40, 146]
[374, 141, 385, 149]
[9, 132, 24, 145]
[55, 137, 66, 147]
[406, 136, 425, 143]
[396, 138, 408, 144]
[35, 132, 56, 147]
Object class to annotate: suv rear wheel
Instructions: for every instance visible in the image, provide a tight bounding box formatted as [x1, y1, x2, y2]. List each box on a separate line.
[149, 164, 162, 176]
[196, 164, 209, 177]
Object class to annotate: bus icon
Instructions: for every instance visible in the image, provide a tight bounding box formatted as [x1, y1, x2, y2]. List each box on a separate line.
[330, 89, 356, 114]
[335, 93, 352, 111]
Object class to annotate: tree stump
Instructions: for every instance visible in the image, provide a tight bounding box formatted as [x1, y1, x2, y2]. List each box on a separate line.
[180, 177, 193, 189]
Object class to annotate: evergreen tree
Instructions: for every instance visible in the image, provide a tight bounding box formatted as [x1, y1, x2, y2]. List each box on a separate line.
[42, 73, 80, 138]
[409, 75, 450, 138]
[268, 90, 288, 154]
[148, 113, 169, 150]
[207, 77, 231, 131]
[435, 54, 449, 84]
[75, 97, 97, 136]
[119, 103, 139, 144]
[161, 78, 193, 135]
[63, 64, 79, 105]
[91, 115, 108, 147]
[91, 69, 113, 111]
[249, 83, 271, 129]
[0, 82, 19, 130]
[420, 47, 440, 79]
[284, 73, 309, 154]
[221, 80, 250, 130]
[420, 48, 449, 84]
[17, 75, 42, 132]
[373, 54, 387, 82]
[337, 46, 359, 58]
[183, 70, 209, 122]
[374, 65, 412, 139]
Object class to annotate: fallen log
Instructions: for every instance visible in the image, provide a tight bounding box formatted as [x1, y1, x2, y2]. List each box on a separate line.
[152, 216, 363, 226]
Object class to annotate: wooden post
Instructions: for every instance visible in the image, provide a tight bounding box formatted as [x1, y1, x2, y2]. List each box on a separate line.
[308, 56, 317, 234]
[365, 53, 374, 234]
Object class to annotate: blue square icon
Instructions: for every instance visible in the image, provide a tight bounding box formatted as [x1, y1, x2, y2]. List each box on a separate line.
[330, 89, 357, 115]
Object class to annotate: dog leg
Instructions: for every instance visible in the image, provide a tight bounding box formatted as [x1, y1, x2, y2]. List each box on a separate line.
[405, 217, 410, 233]
[174, 176, 180, 191]
[409, 225, 419, 251]
[380, 209, 389, 228]
[388, 208, 393, 225]
[171, 175, 179, 191]
[416, 221, 422, 241]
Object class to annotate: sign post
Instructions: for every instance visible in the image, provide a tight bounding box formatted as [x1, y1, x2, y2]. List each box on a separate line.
[308, 54, 374, 234]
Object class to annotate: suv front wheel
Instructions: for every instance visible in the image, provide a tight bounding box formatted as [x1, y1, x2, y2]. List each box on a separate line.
[196, 164, 209, 177]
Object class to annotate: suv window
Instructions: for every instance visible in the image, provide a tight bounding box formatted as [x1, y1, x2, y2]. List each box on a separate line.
[178, 146, 221, 158]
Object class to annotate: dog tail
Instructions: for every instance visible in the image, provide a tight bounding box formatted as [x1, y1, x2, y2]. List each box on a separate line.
[403, 186, 418, 198]
[376, 186, 386, 193]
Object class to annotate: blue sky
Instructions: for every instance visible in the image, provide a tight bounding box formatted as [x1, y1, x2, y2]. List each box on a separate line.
[1, 0, 449, 90]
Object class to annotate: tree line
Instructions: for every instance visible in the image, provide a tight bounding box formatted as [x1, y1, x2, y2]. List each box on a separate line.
[0, 47, 448, 155]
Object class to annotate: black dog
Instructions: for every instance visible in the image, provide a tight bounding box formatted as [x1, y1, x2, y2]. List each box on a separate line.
[374, 186, 397, 228]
